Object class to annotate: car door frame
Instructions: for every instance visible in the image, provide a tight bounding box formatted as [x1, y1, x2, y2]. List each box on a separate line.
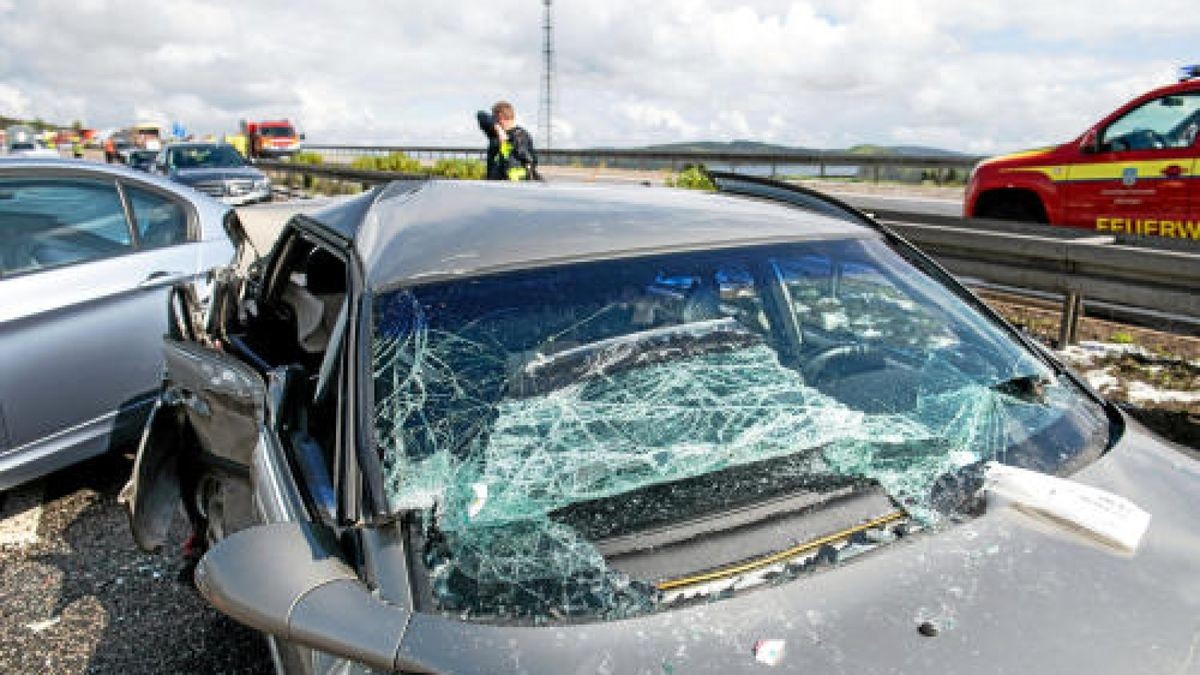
[254, 214, 388, 526]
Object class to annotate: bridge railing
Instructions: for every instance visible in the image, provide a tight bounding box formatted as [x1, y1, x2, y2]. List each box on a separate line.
[300, 144, 983, 182]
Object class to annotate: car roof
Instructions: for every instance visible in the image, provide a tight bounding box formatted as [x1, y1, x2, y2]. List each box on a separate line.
[0, 157, 233, 239]
[0, 157, 188, 190]
[304, 180, 876, 292]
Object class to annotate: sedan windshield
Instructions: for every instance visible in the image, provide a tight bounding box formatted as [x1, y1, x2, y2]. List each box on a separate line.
[372, 238, 1109, 623]
[169, 145, 245, 169]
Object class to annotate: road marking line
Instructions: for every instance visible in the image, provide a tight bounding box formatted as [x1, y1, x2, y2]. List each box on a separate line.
[0, 483, 43, 546]
[26, 616, 60, 633]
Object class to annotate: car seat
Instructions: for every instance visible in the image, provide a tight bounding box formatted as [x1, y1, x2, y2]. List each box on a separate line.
[282, 249, 346, 354]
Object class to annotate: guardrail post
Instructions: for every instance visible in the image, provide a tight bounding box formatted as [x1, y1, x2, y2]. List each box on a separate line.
[1058, 290, 1084, 347]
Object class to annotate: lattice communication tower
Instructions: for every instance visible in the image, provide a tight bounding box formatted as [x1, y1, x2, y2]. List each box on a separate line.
[539, 0, 555, 150]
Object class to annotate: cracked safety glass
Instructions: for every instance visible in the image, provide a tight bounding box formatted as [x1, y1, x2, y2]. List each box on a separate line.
[372, 239, 1110, 623]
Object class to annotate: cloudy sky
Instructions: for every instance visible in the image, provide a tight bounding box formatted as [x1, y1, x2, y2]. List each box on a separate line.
[1, 0, 1196, 153]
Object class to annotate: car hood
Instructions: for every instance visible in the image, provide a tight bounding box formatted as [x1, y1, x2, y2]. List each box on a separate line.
[172, 167, 264, 183]
[395, 419, 1200, 674]
[975, 145, 1061, 170]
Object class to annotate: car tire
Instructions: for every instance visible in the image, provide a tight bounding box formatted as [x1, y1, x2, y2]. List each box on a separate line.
[975, 192, 1047, 223]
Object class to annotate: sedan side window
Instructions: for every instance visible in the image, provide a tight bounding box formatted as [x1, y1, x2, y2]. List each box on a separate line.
[0, 178, 132, 276]
[126, 185, 190, 248]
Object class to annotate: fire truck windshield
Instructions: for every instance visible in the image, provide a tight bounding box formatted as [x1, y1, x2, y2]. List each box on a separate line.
[259, 126, 296, 138]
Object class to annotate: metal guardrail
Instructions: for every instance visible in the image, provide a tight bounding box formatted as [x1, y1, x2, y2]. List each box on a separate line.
[301, 144, 982, 181]
[253, 160, 1199, 344]
[882, 219, 1200, 344]
[258, 160, 425, 198]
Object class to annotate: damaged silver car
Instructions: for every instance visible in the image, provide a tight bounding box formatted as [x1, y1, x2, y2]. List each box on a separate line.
[124, 174, 1200, 674]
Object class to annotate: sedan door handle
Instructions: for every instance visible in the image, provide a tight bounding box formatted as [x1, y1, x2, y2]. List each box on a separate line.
[138, 270, 191, 288]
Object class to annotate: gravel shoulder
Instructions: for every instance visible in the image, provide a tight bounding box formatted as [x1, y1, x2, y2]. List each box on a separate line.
[0, 451, 271, 674]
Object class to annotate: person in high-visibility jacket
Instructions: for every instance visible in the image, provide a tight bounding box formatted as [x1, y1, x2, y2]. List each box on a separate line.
[479, 101, 539, 181]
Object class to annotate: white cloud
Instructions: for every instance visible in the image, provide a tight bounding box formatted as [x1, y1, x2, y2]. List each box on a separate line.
[0, 82, 30, 118]
[0, 0, 1194, 152]
[712, 110, 752, 139]
[617, 100, 698, 138]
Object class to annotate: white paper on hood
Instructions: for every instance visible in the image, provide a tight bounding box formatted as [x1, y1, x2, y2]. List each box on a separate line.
[983, 462, 1151, 552]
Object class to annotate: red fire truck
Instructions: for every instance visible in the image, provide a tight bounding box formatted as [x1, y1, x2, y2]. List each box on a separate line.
[243, 119, 303, 159]
[965, 66, 1200, 241]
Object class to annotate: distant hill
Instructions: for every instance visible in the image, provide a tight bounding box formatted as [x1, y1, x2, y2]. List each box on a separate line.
[845, 144, 967, 157]
[606, 140, 969, 157]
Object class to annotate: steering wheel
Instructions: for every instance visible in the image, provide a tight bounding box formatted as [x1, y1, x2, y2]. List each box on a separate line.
[800, 343, 886, 384]
[1180, 123, 1199, 148]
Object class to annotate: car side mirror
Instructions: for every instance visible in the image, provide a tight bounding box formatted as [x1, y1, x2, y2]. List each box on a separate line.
[1079, 129, 1101, 154]
[299, 133, 306, 141]
[195, 521, 427, 672]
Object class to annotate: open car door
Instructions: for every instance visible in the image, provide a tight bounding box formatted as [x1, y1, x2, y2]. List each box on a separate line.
[123, 338, 265, 552]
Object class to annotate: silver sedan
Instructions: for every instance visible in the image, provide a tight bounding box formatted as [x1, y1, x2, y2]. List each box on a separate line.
[0, 158, 236, 489]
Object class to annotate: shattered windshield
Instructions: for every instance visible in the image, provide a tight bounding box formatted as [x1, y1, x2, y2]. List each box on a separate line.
[372, 238, 1109, 623]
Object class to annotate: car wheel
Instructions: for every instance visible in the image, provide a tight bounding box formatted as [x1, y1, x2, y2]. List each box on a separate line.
[975, 193, 1047, 223]
[179, 457, 225, 550]
[191, 473, 229, 547]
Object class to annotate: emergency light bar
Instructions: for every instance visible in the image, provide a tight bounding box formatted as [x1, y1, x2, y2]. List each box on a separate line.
[1180, 64, 1200, 82]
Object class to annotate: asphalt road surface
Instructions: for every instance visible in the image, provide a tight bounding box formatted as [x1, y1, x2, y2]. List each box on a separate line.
[0, 449, 272, 673]
[831, 190, 963, 218]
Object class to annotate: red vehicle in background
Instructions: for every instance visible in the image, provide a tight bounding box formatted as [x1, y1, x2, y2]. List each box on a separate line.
[966, 66, 1200, 241]
[243, 119, 303, 159]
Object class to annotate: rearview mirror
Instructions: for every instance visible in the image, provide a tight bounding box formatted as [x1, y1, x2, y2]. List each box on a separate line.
[1079, 129, 1101, 154]
[194, 522, 424, 672]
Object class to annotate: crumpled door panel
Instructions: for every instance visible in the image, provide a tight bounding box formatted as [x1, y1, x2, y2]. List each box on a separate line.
[122, 340, 265, 551]
[161, 339, 265, 466]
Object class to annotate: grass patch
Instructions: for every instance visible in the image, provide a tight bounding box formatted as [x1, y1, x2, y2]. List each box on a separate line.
[1109, 331, 1136, 345]
[665, 165, 716, 191]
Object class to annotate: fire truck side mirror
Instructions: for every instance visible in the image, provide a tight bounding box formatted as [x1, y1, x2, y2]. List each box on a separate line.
[1079, 129, 1100, 154]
